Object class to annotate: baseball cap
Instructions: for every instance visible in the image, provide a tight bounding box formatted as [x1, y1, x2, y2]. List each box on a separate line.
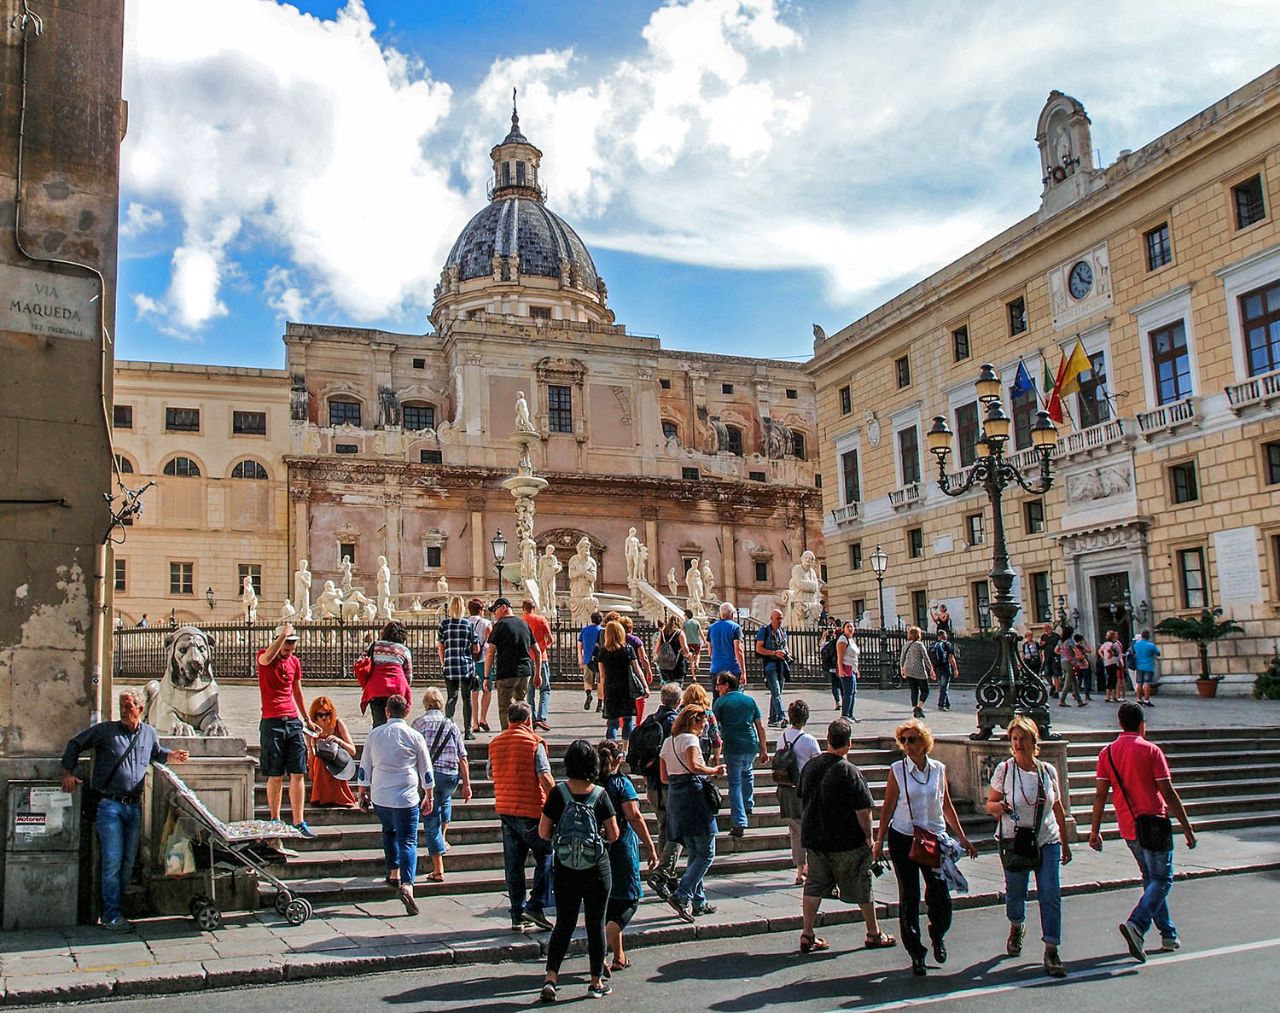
[274, 625, 300, 641]
[489, 596, 512, 611]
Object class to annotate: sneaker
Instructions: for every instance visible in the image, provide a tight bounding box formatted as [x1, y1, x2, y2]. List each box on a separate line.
[728, 826, 745, 838]
[1006, 922, 1024, 956]
[691, 903, 717, 916]
[540, 981, 557, 1003]
[523, 908, 554, 932]
[647, 874, 672, 901]
[587, 982, 612, 998]
[294, 821, 316, 840]
[1119, 921, 1147, 963]
[102, 916, 132, 933]
[667, 895, 695, 923]
[584, 693, 593, 710]
[596, 700, 604, 714]
[1161, 935, 1181, 951]
[912, 707, 925, 719]
[1145, 700, 1155, 707]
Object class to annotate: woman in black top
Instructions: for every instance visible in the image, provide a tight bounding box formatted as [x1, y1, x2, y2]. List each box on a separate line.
[594, 620, 644, 741]
[538, 739, 620, 1002]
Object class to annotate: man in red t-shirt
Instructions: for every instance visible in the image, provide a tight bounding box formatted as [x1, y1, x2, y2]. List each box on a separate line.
[257, 623, 318, 837]
[522, 600, 553, 732]
[1089, 702, 1196, 963]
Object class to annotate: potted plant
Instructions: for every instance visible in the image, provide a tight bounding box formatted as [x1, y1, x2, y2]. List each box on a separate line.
[1154, 607, 1244, 699]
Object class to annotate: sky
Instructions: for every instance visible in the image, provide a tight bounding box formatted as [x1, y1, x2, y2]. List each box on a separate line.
[117, 0, 1280, 369]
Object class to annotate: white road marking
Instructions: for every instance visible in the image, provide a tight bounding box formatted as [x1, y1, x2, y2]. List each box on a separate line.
[835, 936, 1280, 1011]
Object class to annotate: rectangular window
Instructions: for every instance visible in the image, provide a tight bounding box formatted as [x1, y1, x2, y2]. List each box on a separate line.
[952, 325, 970, 362]
[1177, 547, 1207, 609]
[748, 470, 767, 482]
[955, 401, 980, 467]
[516, 161, 526, 185]
[895, 355, 911, 389]
[233, 410, 267, 435]
[1169, 461, 1199, 504]
[329, 399, 361, 427]
[1149, 320, 1193, 405]
[165, 407, 200, 432]
[1239, 281, 1280, 378]
[907, 527, 923, 559]
[529, 306, 552, 320]
[912, 589, 929, 630]
[840, 449, 861, 504]
[852, 599, 866, 621]
[420, 449, 443, 465]
[412, 357, 426, 369]
[966, 512, 986, 546]
[898, 426, 920, 486]
[426, 545, 442, 569]
[722, 383, 735, 394]
[339, 542, 356, 568]
[785, 388, 798, 399]
[335, 443, 359, 454]
[660, 378, 672, 390]
[1145, 222, 1172, 270]
[682, 466, 700, 481]
[849, 543, 863, 570]
[839, 385, 852, 415]
[113, 404, 133, 429]
[113, 558, 127, 593]
[1077, 348, 1111, 427]
[1265, 441, 1280, 485]
[548, 384, 573, 433]
[725, 427, 744, 456]
[169, 562, 193, 596]
[1025, 499, 1045, 534]
[1008, 296, 1028, 335]
[1233, 174, 1267, 229]
[237, 563, 262, 596]
[1012, 382, 1038, 449]
[403, 404, 436, 431]
[972, 580, 991, 628]
[815, 473, 823, 488]
[820, 563, 829, 583]
[791, 432, 806, 460]
[1031, 571, 1051, 623]
[754, 561, 769, 583]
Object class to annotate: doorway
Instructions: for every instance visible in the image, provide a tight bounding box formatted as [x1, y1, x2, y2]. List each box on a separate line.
[1090, 571, 1132, 646]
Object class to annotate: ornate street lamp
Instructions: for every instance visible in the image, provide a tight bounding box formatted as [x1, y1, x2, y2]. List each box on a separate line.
[927, 364, 1059, 739]
[490, 529, 508, 597]
[205, 587, 216, 611]
[869, 544, 889, 688]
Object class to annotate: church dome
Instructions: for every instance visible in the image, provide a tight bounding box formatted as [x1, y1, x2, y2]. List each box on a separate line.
[444, 198, 600, 292]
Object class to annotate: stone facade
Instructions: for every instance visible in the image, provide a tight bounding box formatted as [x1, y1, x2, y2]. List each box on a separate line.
[811, 66, 1280, 691]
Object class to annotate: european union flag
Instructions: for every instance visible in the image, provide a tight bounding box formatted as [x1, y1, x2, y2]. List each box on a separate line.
[1010, 360, 1035, 397]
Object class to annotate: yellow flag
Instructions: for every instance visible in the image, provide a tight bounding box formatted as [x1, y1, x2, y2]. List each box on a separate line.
[1056, 341, 1092, 398]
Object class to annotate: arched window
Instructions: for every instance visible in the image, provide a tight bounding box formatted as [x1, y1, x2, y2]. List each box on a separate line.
[725, 426, 744, 457]
[163, 456, 201, 477]
[661, 420, 679, 443]
[113, 454, 134, 474]
[791, 432, 807, 460]
[328, 397, 362, 428]
[231, 459, 268, 480]
[402, 403, 436, 431]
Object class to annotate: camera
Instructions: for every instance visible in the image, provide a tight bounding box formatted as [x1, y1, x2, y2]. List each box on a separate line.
[871, 859, 886, 878]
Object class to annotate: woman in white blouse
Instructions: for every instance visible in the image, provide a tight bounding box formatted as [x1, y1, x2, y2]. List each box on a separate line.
[985, 715, 1072, 977]
[873, 718, 976, 977]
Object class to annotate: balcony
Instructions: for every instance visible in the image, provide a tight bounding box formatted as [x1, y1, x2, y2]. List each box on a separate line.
[1061, 417, 1129, 458]
[1136, 397, 1199, 440]
[1226, 368, 1280, 415]
[829, 502, 862, 527]
[889, 481, 922, 511]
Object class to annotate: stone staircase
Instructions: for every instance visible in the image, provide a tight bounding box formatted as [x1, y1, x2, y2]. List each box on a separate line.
[246, 726, 1280, 908]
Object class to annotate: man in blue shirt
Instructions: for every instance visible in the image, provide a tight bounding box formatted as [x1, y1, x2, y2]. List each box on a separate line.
[754, 608, 789, 727]
[62, 691, 190, 931]
[712, 672, 769, 838]
[708, 602, 745, 684]
[1132, 630, 1161, 708]
[578, 611, 604, 713]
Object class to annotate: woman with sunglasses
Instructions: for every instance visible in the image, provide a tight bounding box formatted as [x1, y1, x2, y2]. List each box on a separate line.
[873, 718, 977, 977]
[658, 708, 727, 922]
[307, 696, 356, 807]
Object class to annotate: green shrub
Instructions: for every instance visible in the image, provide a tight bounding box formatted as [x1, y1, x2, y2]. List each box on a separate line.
[1255, 651, 1280, 701]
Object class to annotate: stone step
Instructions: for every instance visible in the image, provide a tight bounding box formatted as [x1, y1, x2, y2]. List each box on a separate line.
[1066, 771, 1280, 794]
[1065, 749, 1280, 771]
[1070, 792, 1280, 823]
[1063, 738, 1280, 757]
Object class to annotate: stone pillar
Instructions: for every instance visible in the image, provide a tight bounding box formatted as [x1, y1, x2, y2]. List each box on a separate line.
[384, 488, 403, 587]
[469, 497, 487, 592]
[642, 505, 659, 584]
[290, 487, 311, 577]
[720, 519, 738, 605]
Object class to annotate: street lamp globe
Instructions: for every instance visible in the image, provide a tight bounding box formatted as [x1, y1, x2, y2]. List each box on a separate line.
[975, 363, 1002, 403]
[490, 529, 508, 564]
[926, 415, 953, 461]
[869, 544, 889, 577]
[204, 587, 215, 610]
[1031, 409, 1058, 450]
[982, 400, 1011, 445]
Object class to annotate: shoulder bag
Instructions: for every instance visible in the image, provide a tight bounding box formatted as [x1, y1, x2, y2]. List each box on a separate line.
[82, 729, 147, 821]
[1106, 746, 1174, 851]
[674, 737, 722, 815]
[902, 759, 943, 869]
[998, 759, 1045, 873]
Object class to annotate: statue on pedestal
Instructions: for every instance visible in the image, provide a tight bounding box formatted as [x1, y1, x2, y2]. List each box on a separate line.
[339, 555, 354, 594]
[538, 544, 562, 620]
[701, 560, 716, 602]
[685, 558, 705, 618]
[436, 574, 450, 594]
[376, 555, 393, 620]
[520, 536, 538, 582]
[279, 598, 300, 623]
[568, 536, 599, 625]
[667, 567, 679, 599]
[341, 588, 374, 624]
[293, 560, 312, 621]
[787, 549, 824, 627]
[312, 580, 343, 620]
[624, 527, 643, 584]
[514, 390, 536, 433]
[240, 576, 259, 624]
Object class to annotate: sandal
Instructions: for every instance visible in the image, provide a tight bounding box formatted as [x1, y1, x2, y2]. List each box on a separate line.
[799, 932, 830, 953]
[425, 872, 445, 883]
[384, 874, 400, 886]
[865, 931, 897, 949]
[609, 958, 631, 971]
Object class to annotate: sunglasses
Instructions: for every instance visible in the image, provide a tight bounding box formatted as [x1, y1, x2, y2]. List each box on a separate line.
[898, 735, 920, 744]
[315, 711, 332, 718]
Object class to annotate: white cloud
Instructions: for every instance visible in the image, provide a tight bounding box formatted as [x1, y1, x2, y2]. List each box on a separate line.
[264, 265, 307, 320]
[121, 202, 164, 237]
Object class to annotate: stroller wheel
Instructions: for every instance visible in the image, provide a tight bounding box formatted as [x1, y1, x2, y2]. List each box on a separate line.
[284, 898, 311, 926]
[195, 903, 223, 932]
[273, 890, 294, 915]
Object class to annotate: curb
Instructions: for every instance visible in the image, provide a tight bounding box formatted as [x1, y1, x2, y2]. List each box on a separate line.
[4, 858, 1278, 1005]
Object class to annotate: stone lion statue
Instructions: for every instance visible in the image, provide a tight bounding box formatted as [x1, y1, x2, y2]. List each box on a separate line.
[143, 626, 229, 736]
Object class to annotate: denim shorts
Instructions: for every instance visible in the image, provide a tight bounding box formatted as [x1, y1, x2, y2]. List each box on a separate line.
[1135, 669, 1156, 686]
[259, 717, 307, 777]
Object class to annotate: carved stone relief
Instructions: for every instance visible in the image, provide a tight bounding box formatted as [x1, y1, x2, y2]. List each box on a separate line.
[1065, 461, 1132, 504]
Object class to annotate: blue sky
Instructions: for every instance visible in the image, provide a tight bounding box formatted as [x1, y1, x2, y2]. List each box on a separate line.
[118, 1, 1280, 370]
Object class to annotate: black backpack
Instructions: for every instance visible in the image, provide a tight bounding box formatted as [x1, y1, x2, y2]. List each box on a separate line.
[771, 730, 800, 787]
[820, 636, 840, 671]
[626, 714, 666, 778]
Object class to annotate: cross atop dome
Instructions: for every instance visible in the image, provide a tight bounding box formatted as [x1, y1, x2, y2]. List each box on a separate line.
[490, 88, 544, 201]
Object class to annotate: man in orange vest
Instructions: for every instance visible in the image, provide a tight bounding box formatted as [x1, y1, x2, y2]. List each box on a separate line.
[490, 700, 556, 931]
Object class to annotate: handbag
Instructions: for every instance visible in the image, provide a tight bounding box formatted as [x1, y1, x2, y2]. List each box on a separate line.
[998, 759, 1045, 873]
[901, 759, 943, 869]
[1106, 747, 1174, 851]
[313, 737, 357, 781]
[627, 655, 649, 699]
[674, 737, 722, 815]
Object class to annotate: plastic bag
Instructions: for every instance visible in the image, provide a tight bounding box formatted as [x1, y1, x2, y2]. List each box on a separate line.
[164, 817, 197, 877]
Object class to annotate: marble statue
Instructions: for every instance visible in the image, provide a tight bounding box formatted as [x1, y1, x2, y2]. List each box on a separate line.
[520, 536, 538, 582]
[436, 574, 450, 593]
[787, 549, 824, 628]
[339, 555, 354, 594]
[376, 555, 393, 620]
[279, 598, 299, 623]
[514, 390, 536, 433]
[410, 596, 424, 612]
[667, 567, 679, 599]
[568, 536, 599, 625]
[312, 580, 343, 620]
[293, 560, 312, 621]
[240, 576, 258, 624]
[537, 544, 563, 620]
[142, 626, 229, 737]
[624, 527, 643, 584]
[341, 588, 373, 623]
[638, 544, 649, 583]
[1054, 124, 1072, 166]
[685, 558, 705, 618]
[701, 560, 716, 602]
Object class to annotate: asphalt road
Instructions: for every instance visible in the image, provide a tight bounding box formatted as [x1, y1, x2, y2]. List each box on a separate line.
[95, 871, 1280, 1012]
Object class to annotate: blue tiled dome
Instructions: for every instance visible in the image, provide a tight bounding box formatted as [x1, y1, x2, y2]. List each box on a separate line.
[444, 197, 600, 290]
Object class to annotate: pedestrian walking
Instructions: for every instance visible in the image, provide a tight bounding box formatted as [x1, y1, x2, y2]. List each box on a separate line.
[595, 619, 644, 742]
[538, 740, 620, 1001]
[306, 695, 356, 808]
[61, 691, 190, 931]
[256, 623, 318, 838]
[712, 671, 769, 838]
[834, 621, 861, 721]
[639, 683, 683, 900]
[620, 615, 653, 723]
[1089, 701, 1196, 963]
[356, 694, 433, 915]
[1058, 634, 1087, 707]
[467, 598, 493, 735]
[1020, 629, 1043, 676]
[820, 624, 842, 711]
[579, 611, 604, 714]
[522, 599, 554, 731]
[438, 596, 479, 736]
[485, 598, 536, 726]
[1131, 630, 1161, 707]
[682, 609, 703, 681]
[928, 630, 959, 711]
[1100, 630, 1124, 703]
[774, 699, 821, 885]
[707, 601, 745, 685]
[985, 716, 1072, 977]
[755, 608, 790, 728]
[680, 682, 722, 765]
[797, 718, 896, 954]
[659, 708, 725, 922]
[412, 687, 472, 882]
[1073, 633, 1094, 701]
[874, 719, 978, 977]
[655, 614, 694, 684]
[898, 626, 936, 718]
[492, 701, 556, 932]
[596, 739, 659, 973]
[359, 621, 414, 729]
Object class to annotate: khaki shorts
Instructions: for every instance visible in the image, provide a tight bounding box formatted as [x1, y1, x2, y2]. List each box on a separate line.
[803, 845, 873, 904]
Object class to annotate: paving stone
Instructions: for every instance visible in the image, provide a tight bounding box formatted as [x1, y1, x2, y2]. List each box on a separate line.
[0, 955, 77, 976]
[448, 938, 542, 964]
[696, 917, 769, 940]
[201, 956, 286, 988]
[282, 950, 386, 981]
[143, 941, 221, 963]
[371, 942, 455, 971]
[113, 961, 208, 996]
[2, 971, 114, 1005]
[72, 942, 155, 971]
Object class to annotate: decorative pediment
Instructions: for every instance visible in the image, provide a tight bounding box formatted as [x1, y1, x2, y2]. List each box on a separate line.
[335, 523, 360, 543]
[534, 356, 587, 383]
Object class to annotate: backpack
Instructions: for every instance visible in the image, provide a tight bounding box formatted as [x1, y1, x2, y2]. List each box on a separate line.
[820, 636, 840, 672]
[928, 640, 950, 669]
[656, 632, 680, 672]
[626, 714, 666, 778]
[1124, 646, 1137, 671]
[771, 730, 800, 787]
[552, 783, 606, 871]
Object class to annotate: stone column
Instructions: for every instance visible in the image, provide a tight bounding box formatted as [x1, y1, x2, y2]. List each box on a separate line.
[384, 488, 403, 589]
[719, 507, 739, 605]
[469, 496, 487, 592]
[290, 486, 311, 578]
[642, 504, 660, 584]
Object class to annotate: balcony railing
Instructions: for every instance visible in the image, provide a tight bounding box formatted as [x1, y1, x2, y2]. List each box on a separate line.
[830, 502, 862, 526]
[945, 463, 977, 489]
[1226, 368, 1280, 414]
[889, 481, 922, 510]
[1062, 417, 1128, 456]
[1136, 397, 1198, 440]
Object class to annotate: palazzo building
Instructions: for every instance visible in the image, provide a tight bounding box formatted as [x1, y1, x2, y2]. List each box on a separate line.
[812, 65, 1280, 690]
[110, 107, 822, 624]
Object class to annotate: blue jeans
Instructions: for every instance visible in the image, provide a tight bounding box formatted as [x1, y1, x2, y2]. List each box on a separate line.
[725, 753, 755, 829]
[501, 815, 553, 921]
[938, 670, 952, 708]
[606, 715, 635, 740]
[674, 833, 715, 907]
[96, 799, 142, 923]
[1004, 842, 1062, 945]
[838, 675, 857, 719]
[527, 661, 552, 723]
[1125, 839, 1177, 939]
[373, 803, 420, 883]
[764, 663, 785, 724]
[421, 770, 458, 856]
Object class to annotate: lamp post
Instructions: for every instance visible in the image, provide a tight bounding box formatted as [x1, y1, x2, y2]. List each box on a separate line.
[869, 544, 889, 689]
[490, 529, 508, 597]
[205, 587, 215, 612]
[926, 364, 1060, 739]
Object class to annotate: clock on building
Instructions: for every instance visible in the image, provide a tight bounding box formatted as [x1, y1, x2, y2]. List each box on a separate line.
[1068, 260, 1094, 300]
